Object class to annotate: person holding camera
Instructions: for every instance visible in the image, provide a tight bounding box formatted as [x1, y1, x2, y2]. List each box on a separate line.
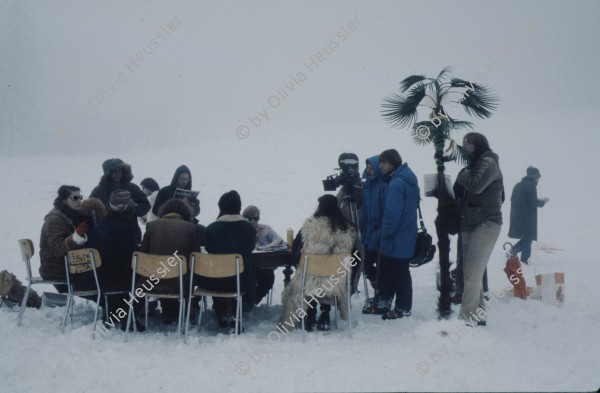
[374, 149, 420, 320]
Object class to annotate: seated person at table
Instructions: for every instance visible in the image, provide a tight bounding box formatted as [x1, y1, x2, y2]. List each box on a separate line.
[202, 191, 256, 329]
[86, 190, 140, 325]
[140, 198, 201, 324]
[39, 185, 91, 293]
[279, 194, 357, 331]
[242, 205, 286, 305]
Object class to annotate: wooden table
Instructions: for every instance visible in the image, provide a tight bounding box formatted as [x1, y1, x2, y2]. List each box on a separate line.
[251, 250, 295, 286]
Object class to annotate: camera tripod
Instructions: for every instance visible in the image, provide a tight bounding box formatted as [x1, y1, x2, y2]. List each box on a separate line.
[338, 186, 370, 304]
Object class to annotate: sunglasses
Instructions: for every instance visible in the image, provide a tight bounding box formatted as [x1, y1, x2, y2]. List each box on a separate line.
[247, 217, 260, 222]
[68, 195, 84, 201]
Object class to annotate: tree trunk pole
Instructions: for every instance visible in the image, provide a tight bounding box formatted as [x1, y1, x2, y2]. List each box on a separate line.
[434, 142, 452, 318]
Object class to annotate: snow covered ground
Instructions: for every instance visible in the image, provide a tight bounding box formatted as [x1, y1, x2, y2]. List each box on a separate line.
[1, 1, 599, 392]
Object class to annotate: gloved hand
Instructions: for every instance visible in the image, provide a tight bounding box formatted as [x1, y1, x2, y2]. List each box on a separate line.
[75, 222, 89, 237]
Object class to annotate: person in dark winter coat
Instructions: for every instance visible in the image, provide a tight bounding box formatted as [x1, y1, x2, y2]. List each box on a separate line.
[280, 194, 358, 331]
[39, 186, 91, 292]
[140, 198, 202, 324]
[456, 132, 504, 326]
[358, 155, 385, 308]
[202, 190, 256, 328]
[366, 149, 419, 320]
[152, 165, 192, 217]
[508, 166, 549, 264]
[86, 190, 141, 320]
[90, 158, 150, 219]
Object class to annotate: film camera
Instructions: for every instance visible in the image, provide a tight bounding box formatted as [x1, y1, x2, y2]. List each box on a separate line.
[322, 153, 360, 192]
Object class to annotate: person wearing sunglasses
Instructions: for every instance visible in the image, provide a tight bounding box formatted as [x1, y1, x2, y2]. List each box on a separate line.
[242, 205, 285, 306]
[39, 185, 91, 292]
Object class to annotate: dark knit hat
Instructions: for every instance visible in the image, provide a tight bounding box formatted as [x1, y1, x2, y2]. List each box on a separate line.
[526, 166, 541, 178]
[218, 190, 242, 216]
[108, 189, 136, 212]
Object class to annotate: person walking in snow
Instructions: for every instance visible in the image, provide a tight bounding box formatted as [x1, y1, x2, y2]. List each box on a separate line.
[508, 166, 549, 265]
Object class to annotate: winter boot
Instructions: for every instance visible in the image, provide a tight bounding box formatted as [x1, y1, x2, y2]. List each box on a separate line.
[303, 306, 317, 332]
[362, 296, 392, 315]
[317, 304, 331, 331]
[382, 308, 411, 320]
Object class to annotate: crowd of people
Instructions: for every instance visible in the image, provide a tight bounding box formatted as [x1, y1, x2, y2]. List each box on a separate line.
[37, 131, 549, 333]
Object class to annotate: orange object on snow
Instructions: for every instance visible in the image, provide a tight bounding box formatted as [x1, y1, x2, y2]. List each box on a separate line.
[504, 255, 528, 300]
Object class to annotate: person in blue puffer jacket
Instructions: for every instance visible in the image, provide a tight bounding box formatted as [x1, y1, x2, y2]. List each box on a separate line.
[358, 155, 386, 313]
[377, 149, 420, 320]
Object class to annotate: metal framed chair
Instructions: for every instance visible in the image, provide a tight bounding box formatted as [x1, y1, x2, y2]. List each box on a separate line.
[17, 239, 68, 326]
[184, 252, 244, 343]
[62, 248, 103, 335]
[299, 252, 353, 342]
[125, 251, 188, 342]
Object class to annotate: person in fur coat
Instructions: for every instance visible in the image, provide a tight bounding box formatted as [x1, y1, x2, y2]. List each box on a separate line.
[280, 194, 358, 331]
[39, 185, 91, 292]
[90, 158, 150, 219]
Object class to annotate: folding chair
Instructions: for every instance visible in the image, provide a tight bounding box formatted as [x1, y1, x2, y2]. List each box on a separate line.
[299, 252, 352, 342]
[17, 239, 68, 326]
[62, 248, 102, 335]
[125, 251, 187, 342]
[184, 252, 244, 343]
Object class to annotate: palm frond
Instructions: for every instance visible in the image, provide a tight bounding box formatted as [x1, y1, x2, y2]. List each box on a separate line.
[382, 84, 427, 128]
[449, 78, 472, 89]
[400, 74, 427, 92]
[436, 66, 453, 83]
[460, 86, 499, 119]
[447, 119, 474, 131]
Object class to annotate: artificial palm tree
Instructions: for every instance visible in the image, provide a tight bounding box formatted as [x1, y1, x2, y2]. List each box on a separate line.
[381, 66, 498, 318]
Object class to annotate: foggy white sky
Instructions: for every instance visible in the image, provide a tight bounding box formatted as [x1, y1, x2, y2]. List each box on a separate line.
[1, 0, 599, 156]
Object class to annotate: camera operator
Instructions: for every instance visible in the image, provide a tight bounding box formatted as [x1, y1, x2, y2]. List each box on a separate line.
[322, 153, 364, 294]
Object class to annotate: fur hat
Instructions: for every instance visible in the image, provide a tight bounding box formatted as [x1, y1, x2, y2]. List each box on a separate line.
[80, 197, 107, 219]
[218, 190, 241, 216]
[108, 190, 136, 212]
[526, 166, 541, 178]
[102, 158, 125, 175]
